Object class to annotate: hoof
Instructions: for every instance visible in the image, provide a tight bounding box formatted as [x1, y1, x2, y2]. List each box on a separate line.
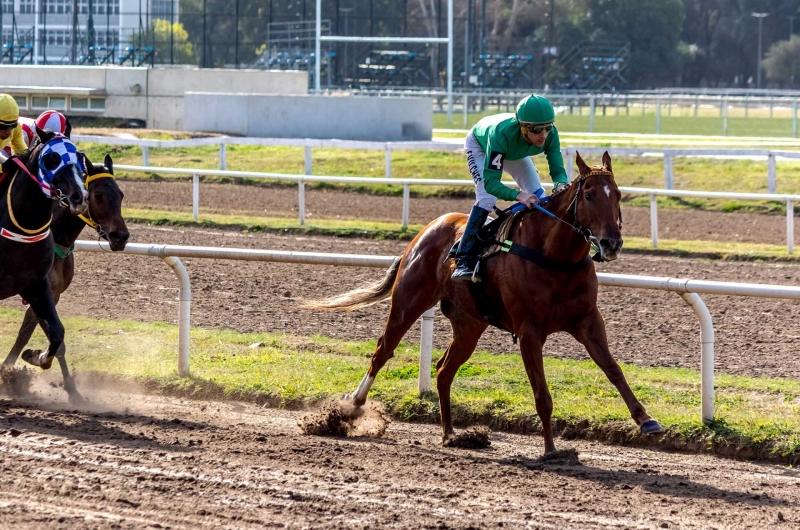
[640, 419, 665, 435]
[21, 349, 54, 370]
[68, 392, 88, 407]
[340, 393, 366, 408]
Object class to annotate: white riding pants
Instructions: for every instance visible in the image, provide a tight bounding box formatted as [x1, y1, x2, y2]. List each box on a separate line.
[465, 130, 542, 212]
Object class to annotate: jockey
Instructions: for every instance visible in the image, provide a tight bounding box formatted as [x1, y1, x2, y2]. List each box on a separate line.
[0, 94, 29, 163]
[1, 109, 68, 159]
[452, 94, 570, 282]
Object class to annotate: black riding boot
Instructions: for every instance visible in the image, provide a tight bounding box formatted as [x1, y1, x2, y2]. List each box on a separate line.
[451, 205, 489, 282]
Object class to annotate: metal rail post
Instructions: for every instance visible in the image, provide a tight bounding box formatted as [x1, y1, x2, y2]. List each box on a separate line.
[402, 183, 410, 229]
[385, 148, 392, 178]
[142, 146, 149, 166]
[298, 180, 306, 225]
[162, 256, 191, 377]
[788, 200, 794, 255]
[768, 153, 777, 194]
[219, 143, 227, 170]
[418, 307, 436, 393]
[650, 193, 658, 248]
[680, 292, 714, 424]
[793, 100, 798, 138]
[304, 145, 312, 176]
[589, 95, 596, 133]
[192, 174, 199, 221]
[655, 98, 661, 134]
[663, 151, 674, 189]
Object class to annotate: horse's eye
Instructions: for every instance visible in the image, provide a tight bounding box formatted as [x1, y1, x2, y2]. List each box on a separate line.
[584, 193, 592, 201]
[92, 192, 104, 202]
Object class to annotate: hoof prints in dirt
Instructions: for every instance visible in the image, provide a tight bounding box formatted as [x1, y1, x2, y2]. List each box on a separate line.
[0, 367, 34, 397]
[300, 400, 387, 438]
[443, 426, 492, 449]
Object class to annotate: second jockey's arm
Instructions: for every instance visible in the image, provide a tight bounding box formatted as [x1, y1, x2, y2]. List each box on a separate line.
[545, 129, 569, 187]
[483, 167, 539, 207]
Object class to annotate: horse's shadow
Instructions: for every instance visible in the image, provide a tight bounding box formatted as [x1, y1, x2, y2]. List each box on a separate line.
[404, 439, 799, 509]
[1, 399, 212, 453]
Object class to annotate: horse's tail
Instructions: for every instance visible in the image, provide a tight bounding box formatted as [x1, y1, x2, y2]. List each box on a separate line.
[304, 257, 401, 311]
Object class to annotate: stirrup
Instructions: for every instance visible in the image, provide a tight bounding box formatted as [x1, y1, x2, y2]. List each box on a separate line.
[470, 261, 482, 283]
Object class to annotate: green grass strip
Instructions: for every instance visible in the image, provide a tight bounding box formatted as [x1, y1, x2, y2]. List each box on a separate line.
[1, 307, 798, 463]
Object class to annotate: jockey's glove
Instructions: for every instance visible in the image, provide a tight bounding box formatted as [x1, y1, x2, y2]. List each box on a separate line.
[553, 182, 569, 194]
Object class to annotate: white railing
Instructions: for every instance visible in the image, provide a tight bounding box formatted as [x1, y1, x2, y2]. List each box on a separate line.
[113, 163, 800, 254]
[73, 134, 800, 193]
[72, 241, 800, 424]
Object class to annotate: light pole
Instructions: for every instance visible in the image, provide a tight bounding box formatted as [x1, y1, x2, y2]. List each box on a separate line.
[752, 12, 769, 89]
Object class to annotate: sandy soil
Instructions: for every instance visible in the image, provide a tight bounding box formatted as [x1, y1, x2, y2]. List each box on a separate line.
[0, 384, 797, 529]
[3, 223, 800, 380]
[119, 179, 799, 246]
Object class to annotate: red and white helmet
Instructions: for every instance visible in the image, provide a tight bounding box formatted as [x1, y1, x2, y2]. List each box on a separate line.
[35, 110, 68, 135]
[19, 117, 35, 146]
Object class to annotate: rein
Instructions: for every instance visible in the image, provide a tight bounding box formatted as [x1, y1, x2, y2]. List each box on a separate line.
[5, 168, 52, 235]
[504, 168, 617, 266]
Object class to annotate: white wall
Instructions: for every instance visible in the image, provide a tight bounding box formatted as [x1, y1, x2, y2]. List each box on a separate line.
[184, 93, 433, 141]
[0, 65, 309, 130]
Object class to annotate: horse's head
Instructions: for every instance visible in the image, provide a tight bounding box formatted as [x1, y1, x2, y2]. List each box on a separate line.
[82, 153, 129, 251]
[19, 127, 89, 215]
[570, 151, 623, 262]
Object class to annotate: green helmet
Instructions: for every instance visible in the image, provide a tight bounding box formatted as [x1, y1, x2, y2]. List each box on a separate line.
[515, 95, 555, 125]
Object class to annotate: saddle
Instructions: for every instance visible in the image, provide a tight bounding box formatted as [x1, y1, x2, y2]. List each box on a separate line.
[449, 202, 593, 340]
[448, 204, 526, 262]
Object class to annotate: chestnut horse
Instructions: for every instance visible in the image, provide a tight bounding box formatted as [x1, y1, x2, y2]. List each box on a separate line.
[3, 153, 129, 404]
[310, 152, 664, 454]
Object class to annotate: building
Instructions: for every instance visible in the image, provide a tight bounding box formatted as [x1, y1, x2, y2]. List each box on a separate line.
[0, 0, 178, 65]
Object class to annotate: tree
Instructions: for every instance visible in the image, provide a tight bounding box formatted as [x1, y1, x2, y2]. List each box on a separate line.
[764, 35, 800, 86]
[586, 0, 685, 88]
[133, 20, 195, 65]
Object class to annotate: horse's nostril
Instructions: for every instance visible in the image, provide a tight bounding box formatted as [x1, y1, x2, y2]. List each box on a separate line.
[70, 192, 84, 205]
[600, 239, 611, 249]
[110, 231, 130, 244]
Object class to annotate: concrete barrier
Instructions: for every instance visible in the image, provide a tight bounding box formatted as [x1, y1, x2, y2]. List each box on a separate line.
[183, 93, 433, 141]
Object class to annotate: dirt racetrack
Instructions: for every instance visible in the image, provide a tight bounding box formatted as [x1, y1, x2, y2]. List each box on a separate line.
[1, 384, 798, 529]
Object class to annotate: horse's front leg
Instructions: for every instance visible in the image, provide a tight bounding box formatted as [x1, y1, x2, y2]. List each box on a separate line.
[572, 308, 664, 435]
[518, 326, 556, 453]
[18, 279, 63, 371]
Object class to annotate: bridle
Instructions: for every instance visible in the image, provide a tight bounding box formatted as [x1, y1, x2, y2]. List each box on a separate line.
[78, 171, 116, 241]
[533, 168, 622, 261]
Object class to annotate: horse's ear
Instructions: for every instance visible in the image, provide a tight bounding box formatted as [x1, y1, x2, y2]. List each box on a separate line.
[602, 151, 612, 173]
[104, 153, 113, 174]
[35, 125, 54, 144]
[64, 118, 72, 139]
[575, 151, 591, 175]
[82, 152, 94, 174]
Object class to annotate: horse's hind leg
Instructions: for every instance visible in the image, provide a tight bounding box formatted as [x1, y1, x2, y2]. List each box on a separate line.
[436, 303, 487, 444]
[2, 306, 39, 367]
[18, 279, 63, 372]
[347, 273, 442, 407]
[572, 309, 663, 434]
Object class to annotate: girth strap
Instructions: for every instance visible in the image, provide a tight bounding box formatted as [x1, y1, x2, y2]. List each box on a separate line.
[498, 239, 593, 272]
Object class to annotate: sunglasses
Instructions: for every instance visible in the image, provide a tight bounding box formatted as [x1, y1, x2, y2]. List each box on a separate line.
[522, 123, 553, 135]
[0, 122, 17, 131]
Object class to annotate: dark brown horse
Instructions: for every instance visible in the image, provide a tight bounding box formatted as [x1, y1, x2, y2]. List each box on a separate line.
[0, 130, 89, 398]
[310, 151, 664, 454]
[2, 154, 128, 403]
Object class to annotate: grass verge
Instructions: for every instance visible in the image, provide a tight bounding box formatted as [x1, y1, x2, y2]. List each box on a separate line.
[122, 207, 799, 261]
[1, 307, 797, 464]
